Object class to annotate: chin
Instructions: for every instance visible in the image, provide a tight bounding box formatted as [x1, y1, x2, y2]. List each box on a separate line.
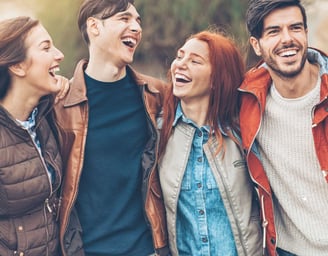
[126, 57, 134, 64]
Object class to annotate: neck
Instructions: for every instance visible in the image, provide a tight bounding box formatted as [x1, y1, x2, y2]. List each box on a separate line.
[86, 48, 127, 82]
[180, 100, 209, 127]
[270, 61, 319, 98]
[0, 93, 37, 121]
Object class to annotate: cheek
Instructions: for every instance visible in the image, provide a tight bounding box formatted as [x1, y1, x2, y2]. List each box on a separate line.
[196, 71, 211, 86]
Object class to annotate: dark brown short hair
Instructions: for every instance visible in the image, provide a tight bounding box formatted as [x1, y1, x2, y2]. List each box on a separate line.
[78, 0, 134, 45]
[246, 0, 307, 39]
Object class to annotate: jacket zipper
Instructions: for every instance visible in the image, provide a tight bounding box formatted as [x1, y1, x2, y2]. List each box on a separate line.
[21, 126, 52, 256]
[311, 95, 328, 180]
[43, 203, 50, 256]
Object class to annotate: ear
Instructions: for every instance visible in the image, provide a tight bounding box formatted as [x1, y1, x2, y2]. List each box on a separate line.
[8, 63, 26, 77]
[249, 36, 262, 57]
[86, 17, 100, 37]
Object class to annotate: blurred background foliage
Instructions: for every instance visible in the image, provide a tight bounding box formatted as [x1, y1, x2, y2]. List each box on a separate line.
[36, 0, 86, 78]
[0, 0, 321, 79]
[135, 0, 249, 79]
[38, 0, 251, 79]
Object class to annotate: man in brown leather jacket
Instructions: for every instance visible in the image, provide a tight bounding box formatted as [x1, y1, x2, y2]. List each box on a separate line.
[54, 0, 170, 255]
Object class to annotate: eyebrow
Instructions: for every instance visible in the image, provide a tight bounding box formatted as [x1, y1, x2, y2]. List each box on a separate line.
[117, 11, 141, 23]
[264, 21, 304, 32]
[38, 39, 51, 47]
[178, 49, 207, 60]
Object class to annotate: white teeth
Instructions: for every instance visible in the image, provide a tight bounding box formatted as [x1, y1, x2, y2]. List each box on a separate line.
[122, 37, 137, 47]
[279, 50, 297, 57]
[49, 67, 60, 77]
[175, 73, 191, 82]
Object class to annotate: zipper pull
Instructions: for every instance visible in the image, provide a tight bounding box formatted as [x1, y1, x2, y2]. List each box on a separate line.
[45, 198, 52, 213]
[56, 196, 62, 221]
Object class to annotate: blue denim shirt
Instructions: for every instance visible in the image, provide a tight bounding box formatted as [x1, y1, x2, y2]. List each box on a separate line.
[16, 108, 55, 184]
[173, 103, 237, 256]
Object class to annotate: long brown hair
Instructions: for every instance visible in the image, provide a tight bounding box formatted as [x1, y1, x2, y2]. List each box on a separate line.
[0, 16, 64, 148]
[158, 30, 245, 159]
[0, 16, 39, 99]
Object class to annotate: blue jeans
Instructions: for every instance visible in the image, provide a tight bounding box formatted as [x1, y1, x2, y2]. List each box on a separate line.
[277, 247, 298, 256]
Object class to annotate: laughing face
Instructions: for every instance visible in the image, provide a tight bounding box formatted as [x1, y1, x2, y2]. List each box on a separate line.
[171, 38, 212, 105]
[19, 24, 64, 97]
[250, 6, 308, 78]
[94, 4, 142, 67]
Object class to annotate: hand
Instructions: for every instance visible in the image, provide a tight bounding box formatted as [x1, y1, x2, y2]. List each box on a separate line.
[54, 75, 70, 104]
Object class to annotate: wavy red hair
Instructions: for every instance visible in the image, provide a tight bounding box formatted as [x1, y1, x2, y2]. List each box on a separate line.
[158, 30, 245, 159]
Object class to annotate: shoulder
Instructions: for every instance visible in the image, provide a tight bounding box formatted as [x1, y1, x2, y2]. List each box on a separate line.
[128, 66, 168, 94]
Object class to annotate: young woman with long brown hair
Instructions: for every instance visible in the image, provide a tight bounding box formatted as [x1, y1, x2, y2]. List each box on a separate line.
[0, 16, 66, 256]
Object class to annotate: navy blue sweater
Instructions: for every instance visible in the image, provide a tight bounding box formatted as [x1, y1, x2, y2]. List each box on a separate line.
[76, 70, 153, 255]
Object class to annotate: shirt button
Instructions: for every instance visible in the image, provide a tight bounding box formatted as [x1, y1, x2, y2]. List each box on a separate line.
[18, 226, 23, 231]
[197, 131, 202, 137]
[199, 209, 204, 215]
[197, 183, 202, 188]
[197, 157, 202, 162]
[270, 237, 276, 244]
[19, 252, 24, 256]
[202, 237, 208, 243]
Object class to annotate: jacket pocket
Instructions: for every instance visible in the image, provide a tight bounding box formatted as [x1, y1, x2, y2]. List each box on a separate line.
[64, 207, 85, 256]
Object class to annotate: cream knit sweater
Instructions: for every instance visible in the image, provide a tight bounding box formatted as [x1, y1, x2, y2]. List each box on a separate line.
[257, 79, 328, 256]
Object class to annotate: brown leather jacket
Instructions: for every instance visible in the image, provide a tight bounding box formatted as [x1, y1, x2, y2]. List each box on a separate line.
[55, 59, 170, 256]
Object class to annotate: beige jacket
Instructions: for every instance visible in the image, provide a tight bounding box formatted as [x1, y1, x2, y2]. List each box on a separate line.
[158, 122, 262, 256]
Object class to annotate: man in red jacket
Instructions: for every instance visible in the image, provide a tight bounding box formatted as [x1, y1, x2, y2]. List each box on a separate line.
[239, 0, 328, 255]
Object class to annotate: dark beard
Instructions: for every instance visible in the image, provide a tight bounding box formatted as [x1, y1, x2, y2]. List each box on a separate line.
[269, 52, 307, 78]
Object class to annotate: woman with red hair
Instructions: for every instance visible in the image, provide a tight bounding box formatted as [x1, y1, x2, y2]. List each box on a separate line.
[157, 30, 262, 256]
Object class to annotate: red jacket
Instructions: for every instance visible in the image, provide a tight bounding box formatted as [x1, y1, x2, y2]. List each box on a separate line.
[239, 48, 328, 256]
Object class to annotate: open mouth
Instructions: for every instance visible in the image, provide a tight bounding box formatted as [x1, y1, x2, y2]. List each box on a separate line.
[122, 37, 137, 48]
[278, 49, 297, 58]
[175, 73, 191, 83]
[49, 67, 60, 77]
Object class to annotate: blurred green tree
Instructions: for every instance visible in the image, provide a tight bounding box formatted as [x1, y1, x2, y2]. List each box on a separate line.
[34, 0, 250, 78]
[2, 0, 316, 78]
[36, 0, 86, 78]
[135, 0, 250, 77]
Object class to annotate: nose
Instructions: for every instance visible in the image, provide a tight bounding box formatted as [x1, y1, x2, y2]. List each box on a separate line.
[130, 19, 142, 33]
[281, 28, 293, 44]
[54, 47, 64, 61]
[175, 57, 187, 69]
